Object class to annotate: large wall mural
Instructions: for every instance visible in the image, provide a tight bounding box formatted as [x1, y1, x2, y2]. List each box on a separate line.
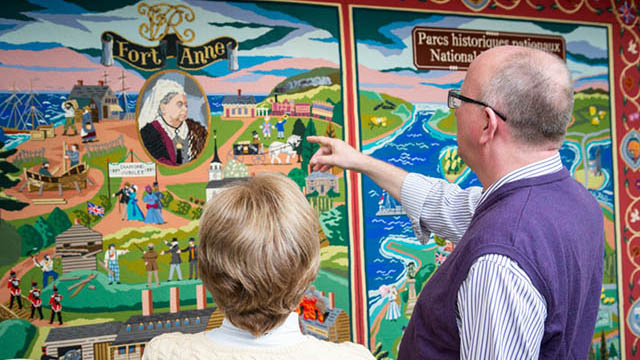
[352, 7, 617, 358]
[0, 2, 350, 359]
[0, 0, 638, 359]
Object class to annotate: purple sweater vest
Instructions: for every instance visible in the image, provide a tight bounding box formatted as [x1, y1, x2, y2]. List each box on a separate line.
[398, 169, 604, 359]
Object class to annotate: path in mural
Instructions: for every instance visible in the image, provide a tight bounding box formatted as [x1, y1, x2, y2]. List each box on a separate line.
[0, 247, 56, 305]
[4, 115, 304, 224]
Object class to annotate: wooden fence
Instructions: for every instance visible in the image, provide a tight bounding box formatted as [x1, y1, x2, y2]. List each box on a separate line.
[85, 135, 125, 158]
[11, 147, 45, 167]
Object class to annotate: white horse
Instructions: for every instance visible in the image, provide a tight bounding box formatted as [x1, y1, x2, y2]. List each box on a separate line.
[269, 135, 301, 164]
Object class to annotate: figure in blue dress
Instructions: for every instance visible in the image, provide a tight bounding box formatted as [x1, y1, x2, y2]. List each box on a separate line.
[127, 184, 145, 221]
[143, 184, 164, 224]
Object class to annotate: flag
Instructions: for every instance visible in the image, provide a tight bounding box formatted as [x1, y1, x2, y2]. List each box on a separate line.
[88, 202, 105, 217]
[435, 251, 447, 266]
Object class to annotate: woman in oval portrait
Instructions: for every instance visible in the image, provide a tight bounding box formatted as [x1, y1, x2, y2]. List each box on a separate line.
[138, 74, 208, 166]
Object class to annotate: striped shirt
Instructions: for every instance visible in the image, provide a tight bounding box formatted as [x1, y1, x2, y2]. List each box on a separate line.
[401, 153, 562, 358]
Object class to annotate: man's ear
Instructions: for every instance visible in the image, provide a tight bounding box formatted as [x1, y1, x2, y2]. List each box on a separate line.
[478, 107, 499, 145]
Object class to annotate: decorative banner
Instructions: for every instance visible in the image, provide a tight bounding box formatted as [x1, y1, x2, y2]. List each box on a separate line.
[108, 162, 156, 178]
[412, 27, 565, 70]
[621, 129, 640, 171]
[101, 31, 238, 71]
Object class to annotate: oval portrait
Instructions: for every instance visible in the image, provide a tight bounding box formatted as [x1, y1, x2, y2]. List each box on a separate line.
[136, 70, 210, 167]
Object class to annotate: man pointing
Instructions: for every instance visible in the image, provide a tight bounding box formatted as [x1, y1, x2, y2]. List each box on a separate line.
[309, 46, 604, 359]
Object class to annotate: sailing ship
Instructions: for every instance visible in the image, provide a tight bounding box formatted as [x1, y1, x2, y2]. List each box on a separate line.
[376, 190, 406, 216]
[118, 70, 134, 120]
[0, 85, 29, 134]
[0, 82, 47, 134]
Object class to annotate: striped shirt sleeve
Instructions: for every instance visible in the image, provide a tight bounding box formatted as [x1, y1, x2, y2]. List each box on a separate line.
[457, 254, 547, 360]
[401, 173, 482, 244]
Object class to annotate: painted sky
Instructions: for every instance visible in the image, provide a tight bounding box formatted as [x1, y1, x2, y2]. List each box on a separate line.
[353, 8, 610, 102]
[0, 0, 341, 93]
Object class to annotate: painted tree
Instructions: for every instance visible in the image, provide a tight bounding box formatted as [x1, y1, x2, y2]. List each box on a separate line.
[0, 144, 28, 220]
[17, 224, 42, 256]
[433, 234, 447, 246]
[190, 207, 202, 220]
[609, 343, 618, 359]
[47, 207, 72, 237]
[0, 220, 21, 268]
[0, 319, 36, 360]
[72, 208, 91, 227]
[328, 98, 343, 127]
[324, 121, 336, 139]
[292, 118, 306, 162]
[371, 343, 391, 360]
[318, 204, 347, 246]
[98, 194, 113, 212]
[160, 191, 174, 208]
[588, 346, 595, 360]
[327, 188, 340, 198]
[34, 216, 55, 247]
[287, 168, 306, 192]
[600, 331, 608, 359]
[300, 119, 319, 175]
[176, 200, 191, 216]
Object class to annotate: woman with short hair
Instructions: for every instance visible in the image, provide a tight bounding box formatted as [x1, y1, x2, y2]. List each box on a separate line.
[144, 172, 374, 359]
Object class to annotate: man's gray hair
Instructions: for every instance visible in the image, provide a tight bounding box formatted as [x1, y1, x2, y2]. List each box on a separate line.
[482, 48, 573, 146]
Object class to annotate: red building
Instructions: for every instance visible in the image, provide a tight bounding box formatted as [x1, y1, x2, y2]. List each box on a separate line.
[271, 99, 293, 116]
[294, 103, 311, 117]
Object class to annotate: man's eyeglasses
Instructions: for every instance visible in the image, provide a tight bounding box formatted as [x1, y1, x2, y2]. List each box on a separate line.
[447, 90, 507, 122]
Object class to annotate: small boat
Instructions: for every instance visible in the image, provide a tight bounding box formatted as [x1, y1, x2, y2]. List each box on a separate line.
[22, 141, 92, 196]
[1, 126, 32, 135]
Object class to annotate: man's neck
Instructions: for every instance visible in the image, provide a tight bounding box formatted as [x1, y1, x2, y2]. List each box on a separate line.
[477, 146, 559, 190]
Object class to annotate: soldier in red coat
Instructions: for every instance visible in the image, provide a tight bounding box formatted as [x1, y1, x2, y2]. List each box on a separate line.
[28, 281, 43, 320]
[40, 347, 56, 360]
[7, 270, 22, 309]
[48, 285, 63, 325]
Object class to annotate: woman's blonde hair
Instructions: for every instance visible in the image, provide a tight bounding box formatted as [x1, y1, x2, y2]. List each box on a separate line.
[198, 172, 320, 336]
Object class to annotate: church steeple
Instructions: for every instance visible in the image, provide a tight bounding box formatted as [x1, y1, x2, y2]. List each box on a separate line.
[209, 130, 223, 181]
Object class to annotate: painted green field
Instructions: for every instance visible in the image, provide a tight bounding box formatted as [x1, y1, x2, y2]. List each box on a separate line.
[235, 116, 342, 147]
[359, 90, 412, 141]
[166, 182, 207, 203]
[570, 92, 611, 135]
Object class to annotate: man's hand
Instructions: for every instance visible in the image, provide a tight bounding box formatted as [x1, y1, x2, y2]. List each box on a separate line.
[308, 136, 408, 202]
[308, 136, 369, 173]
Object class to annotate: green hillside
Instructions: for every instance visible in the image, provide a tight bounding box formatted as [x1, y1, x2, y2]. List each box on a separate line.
[359, 90, 413, 141]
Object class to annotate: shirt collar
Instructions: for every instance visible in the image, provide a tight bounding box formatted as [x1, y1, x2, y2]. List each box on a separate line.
[206, 312, 305, 347]
[158, 116, 188, 141]
[477, 153, 563, 206]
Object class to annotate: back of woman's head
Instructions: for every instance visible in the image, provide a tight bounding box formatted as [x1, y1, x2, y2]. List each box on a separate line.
[198, 172, 320, 336]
